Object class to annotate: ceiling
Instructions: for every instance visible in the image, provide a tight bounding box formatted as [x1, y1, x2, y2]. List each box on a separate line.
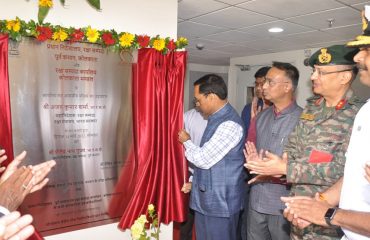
[178, 0, 370, 65]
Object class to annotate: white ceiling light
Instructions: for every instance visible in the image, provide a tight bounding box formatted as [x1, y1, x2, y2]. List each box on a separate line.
[268, 27, 284, 33]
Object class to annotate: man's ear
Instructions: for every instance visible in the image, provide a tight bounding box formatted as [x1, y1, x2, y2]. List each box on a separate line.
[341, 71, 352, 85]
[285, 83, 292, 92]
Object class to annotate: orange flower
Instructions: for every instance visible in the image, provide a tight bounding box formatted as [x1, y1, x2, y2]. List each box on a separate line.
[6, 19, 21, 32]
[53, 29, 68, 41]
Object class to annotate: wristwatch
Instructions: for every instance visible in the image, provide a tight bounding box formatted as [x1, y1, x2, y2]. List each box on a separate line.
[324, 207, 338, 226]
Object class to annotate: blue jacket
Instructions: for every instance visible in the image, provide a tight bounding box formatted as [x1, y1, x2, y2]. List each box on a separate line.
[190, 103, 246, 217]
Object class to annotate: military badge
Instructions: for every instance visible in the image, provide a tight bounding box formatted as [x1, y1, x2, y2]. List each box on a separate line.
[318, 48, 332, 64]
[335, 99, 346, 110]
[300, 113, 315, 121]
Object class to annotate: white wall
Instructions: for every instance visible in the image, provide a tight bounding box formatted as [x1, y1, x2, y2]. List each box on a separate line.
[0, 0, 177, 39]
[185, 63, 229, 111]
[229, 49, 317, 113]
[0, 1, 177, 239]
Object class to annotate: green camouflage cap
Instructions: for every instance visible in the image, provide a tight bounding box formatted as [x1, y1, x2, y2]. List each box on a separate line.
[308, 44, 359, 67]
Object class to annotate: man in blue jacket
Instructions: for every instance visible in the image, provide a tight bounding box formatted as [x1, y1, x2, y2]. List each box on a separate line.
[178, 74, 246, 240]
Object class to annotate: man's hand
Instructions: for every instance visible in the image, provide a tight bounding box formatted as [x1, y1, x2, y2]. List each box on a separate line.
[0, 167, 33, 211]
[28, 160, 56, 193]
[248, 175, 282, 185]
[244, 151, 288, 176]
[0, 151, 56, 193]
[250, 97, 262, 119]
[243, 141, 263, 163]
[365, 162, 370, 183]
[181, 182, 192, 194]
[0, 211, 35, 240]
[281, 193, 332, 227]
[0, 150, 6, 174]
[0, 151, 27, 184]
[178, 130, 190, 144]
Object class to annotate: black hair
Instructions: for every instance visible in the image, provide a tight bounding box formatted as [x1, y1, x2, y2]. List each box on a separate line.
[194, 74, 227, 100]
[272, 62, 299, 90]
[254, 66, 271, 78]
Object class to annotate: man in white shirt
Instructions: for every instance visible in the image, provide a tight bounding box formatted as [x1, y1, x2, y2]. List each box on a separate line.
[180, 107, 207, 240]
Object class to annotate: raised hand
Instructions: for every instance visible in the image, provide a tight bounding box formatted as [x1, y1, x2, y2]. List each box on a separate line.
[0, 211, 35, 240]
[0, 150, 7, 174]
[28, 160, 56, 193]
[0, 151, 27, 184]
[0, 167, 33, 211]
[243, 141, 263, 163]
[281, 193, 332, 227]
[365, 162, 370, 183]
[178, 129, 191, 144]
[245, 151, 288, 176]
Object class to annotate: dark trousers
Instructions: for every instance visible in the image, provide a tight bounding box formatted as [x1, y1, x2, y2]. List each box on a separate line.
[246, 207, 290, 240]
[180, 208, 195, 240]
[195, 211, 240, 240]
[237, 183, 250, 240]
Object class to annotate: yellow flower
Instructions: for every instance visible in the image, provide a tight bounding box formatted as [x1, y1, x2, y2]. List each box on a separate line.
[39, 0, 53, 8]
[148, 204, 155, 212]
[176, 37, 188, 47]
[130, 222, 144, 240]
[52, 29, 68, 42]
[6, 19, 21, 32]
[153, 38, 165, 51]
[86, 27, 100, 43]
[119, 33, 135, 48]
[137, 214, 148, 225]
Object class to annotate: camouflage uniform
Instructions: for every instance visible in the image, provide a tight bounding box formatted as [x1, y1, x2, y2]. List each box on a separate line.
[285, 90, 364, 240]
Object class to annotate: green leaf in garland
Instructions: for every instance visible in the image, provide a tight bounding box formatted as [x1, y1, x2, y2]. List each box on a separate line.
[87, 0, 101, 10]
[60, 0, 65, 5]
[38, 6, 50, 24]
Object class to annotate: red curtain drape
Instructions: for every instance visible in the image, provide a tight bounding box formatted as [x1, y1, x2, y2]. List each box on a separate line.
[0, 35, 43, 240]
[0, 34, 14, 165]
[115, 48, 188, 229]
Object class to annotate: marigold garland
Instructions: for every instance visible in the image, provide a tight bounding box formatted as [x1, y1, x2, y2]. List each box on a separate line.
[0, 18, 188, 53]
[119, 32, 135, 48]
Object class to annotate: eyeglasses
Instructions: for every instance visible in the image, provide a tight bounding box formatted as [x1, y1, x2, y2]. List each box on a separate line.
[193, 93, 210, 106]
[264, 78, 289, 87]
[312, 68, 353, 78]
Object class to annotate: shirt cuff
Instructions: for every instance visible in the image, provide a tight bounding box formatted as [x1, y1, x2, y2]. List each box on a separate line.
[183, 140, 193, 148]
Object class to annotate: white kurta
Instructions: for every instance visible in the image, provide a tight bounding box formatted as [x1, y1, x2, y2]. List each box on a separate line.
[339, 99, 370, 240]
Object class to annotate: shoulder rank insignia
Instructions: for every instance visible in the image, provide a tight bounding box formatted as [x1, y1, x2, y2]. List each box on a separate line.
[335, 99, 346, 110]
[300, 113, 315, 121]
[318, 48, 332, 64]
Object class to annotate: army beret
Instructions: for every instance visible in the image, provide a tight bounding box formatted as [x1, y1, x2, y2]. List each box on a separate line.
[308, 45, 359, 67]
[347, 5, 370, 48]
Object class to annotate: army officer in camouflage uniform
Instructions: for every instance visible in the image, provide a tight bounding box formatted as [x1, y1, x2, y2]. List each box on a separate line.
[244, 45, 364, 240]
